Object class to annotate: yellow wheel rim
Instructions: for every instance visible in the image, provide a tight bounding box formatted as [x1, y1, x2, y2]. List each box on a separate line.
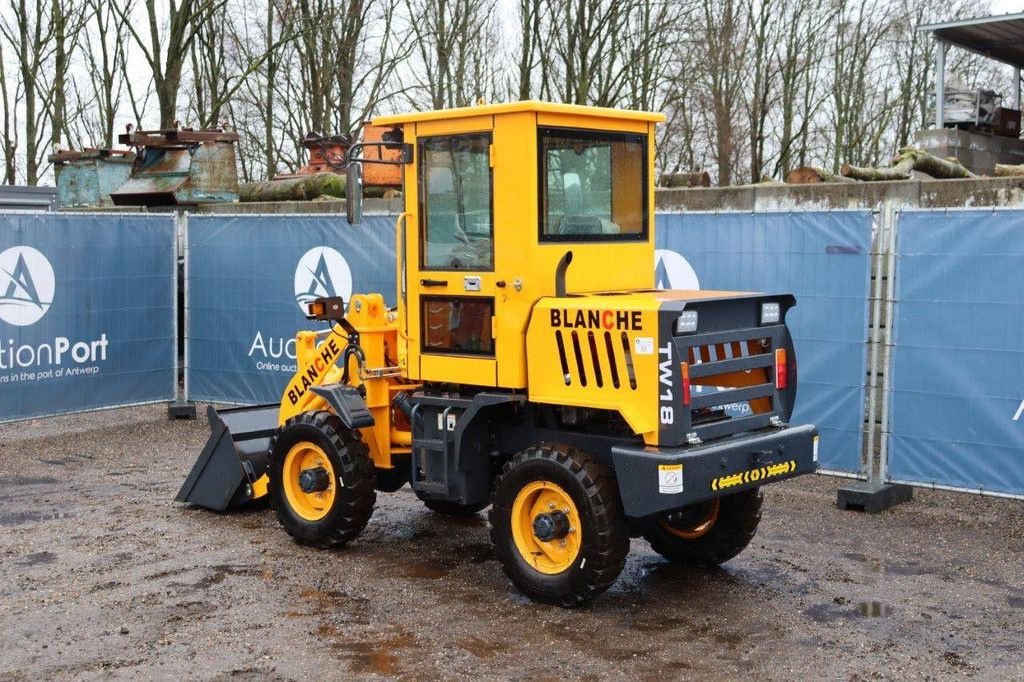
[282, 442, 337, 521]
[658, 498, 720, 540]
[511, 481, 582, 575]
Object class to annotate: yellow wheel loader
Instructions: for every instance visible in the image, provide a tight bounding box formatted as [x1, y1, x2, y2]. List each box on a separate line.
[177, 102, 819, 606]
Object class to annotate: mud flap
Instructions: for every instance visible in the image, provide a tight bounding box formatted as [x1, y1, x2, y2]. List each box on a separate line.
[175, 404, 280, 511]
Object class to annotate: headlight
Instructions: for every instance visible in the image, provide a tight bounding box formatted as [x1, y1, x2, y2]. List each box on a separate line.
[760, 302, 781, 325]
[674, 310, 698, 334]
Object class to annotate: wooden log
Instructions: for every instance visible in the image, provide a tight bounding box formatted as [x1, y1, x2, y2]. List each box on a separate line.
[785, 166, 857, 184]
[841, 148, 977, 182]
[994, 163, 1024, 177]
[240, 172, 347, 202]
[901, 147, 976, 179]
[658, 171, 711, 188]
[239, 172, 393, 202]
[841, 156, 915, 181]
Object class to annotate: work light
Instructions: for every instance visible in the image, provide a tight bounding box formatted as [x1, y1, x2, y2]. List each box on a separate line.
[760, 302, 781, 325]
[674, 310, 698, 334]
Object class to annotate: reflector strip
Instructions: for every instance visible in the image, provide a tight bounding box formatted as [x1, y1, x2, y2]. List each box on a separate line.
[775, 348, 788, 389]
[680, 362, 691, 406]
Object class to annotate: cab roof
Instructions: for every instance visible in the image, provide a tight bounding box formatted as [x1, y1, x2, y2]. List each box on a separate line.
[372, 100, 666, 126]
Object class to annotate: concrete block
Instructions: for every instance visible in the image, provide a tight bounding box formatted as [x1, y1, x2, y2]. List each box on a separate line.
[836, 480, 913, 513]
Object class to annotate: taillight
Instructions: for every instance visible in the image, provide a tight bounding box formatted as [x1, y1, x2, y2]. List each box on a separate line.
[680, 362, 691, 406]
[774, 348, 788, 389]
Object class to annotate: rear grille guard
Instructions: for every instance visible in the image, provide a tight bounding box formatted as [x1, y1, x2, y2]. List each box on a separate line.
[677, 325, 786, 442]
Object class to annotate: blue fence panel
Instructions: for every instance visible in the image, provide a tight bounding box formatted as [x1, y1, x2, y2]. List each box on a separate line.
[656, 211, 873, 473]
[186, 214, 397, 404]
[0, 212, 176, 422]
[889, 209, 1024, 497]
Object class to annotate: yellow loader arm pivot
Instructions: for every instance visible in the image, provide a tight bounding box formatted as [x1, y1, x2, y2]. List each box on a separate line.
[177, 293, 407, 510]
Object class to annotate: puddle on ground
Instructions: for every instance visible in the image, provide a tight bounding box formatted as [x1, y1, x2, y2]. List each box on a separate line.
[317, 625, 413, 675]
[17, 551, 57, 566]
[858, 601, 893, 617]
[191, 564, 262, 588]
[400, 562, 447, 580]
[457, 635, 509, 659]
[0, 476, 60, 487]
[0, 510, 75, 527]
[843, 552, 931, 576]
[804, 600, 894, 622]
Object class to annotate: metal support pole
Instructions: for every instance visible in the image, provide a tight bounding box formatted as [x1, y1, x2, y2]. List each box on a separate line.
[836, 201, 912, 512]
[863, 210, 886, 483]
[935, 40, 946, 128]
[167, 210, 196, 420]
[877, 201, 899, 485]
[1013, 66, 1021, 112]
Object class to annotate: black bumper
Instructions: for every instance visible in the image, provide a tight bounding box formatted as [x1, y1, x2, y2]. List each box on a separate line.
[611, 424, 818, 519]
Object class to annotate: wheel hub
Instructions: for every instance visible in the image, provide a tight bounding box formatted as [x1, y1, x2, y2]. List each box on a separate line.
[532, 510, 570, 542]
[510, 481, 582, 575]
[298, 466, 331, 493]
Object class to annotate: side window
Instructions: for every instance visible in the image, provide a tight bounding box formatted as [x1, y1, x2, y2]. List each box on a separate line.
[539, 128, 647, 241]
[422, 297, 494, 355]
[420, 134, 493, 270]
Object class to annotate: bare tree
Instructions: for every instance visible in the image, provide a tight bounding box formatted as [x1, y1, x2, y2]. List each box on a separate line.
[696, 0, 747, 185]
[118, 0, 227, 128]
[1, 0, 56, 184]
[404, 0, 500, 109]
[81, 0, 132, 147]
[0, 41, 18, 183]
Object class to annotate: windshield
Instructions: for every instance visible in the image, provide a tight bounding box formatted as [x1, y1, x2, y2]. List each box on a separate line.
[539, 128, 647, 241]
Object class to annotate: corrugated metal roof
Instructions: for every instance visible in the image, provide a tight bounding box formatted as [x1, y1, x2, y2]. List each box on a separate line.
[918, 13, 1024, 68]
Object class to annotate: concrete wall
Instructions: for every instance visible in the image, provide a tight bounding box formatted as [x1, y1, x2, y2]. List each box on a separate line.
[655, 176, 1024, 212]
[182, 176, 1024, 215]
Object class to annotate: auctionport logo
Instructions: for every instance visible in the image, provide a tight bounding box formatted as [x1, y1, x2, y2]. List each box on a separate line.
[294, 246, 352, 313]
[0, 246, 55, 326]
[654, 249, 700, 291]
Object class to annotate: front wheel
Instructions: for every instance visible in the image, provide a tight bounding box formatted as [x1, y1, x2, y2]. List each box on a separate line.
[268, 411, 376, 548]
[489, 445, 629, 607]
[643, 488, 763, 566]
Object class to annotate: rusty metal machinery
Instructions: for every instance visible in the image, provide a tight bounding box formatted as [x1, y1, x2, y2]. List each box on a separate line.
[48, 148, 135, 208]
[111, 127, 241, 206]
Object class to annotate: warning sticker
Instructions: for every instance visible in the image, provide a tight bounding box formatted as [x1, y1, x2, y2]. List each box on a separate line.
[658, 463, 684, 494]
[634, 337, 654, 355]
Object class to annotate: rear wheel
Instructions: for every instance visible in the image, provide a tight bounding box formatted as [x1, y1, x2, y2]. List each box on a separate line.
[268, 411, 376, 548]
[643, 488, 763, 566]
[489, 445, 629, 607]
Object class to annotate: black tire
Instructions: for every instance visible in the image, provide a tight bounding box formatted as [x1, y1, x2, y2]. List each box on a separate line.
[489, 445, 629, 607]
[417, 494, 489, 517]
[268, 411, 376, 548]
[643, 488, 763, 567]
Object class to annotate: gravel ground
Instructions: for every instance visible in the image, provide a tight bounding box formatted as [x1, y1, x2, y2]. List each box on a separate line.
[1, 403, 1022, 680]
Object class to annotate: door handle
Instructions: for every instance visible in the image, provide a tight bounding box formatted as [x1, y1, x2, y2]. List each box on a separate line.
[420, 278, 448, 287]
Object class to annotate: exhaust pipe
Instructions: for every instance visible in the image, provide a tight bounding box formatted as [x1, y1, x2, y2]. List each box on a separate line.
[554, 250, 573, 297]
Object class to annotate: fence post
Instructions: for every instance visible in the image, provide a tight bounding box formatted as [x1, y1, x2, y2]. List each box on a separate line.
[837, 200, 912, 512]
[167, 210, 196, 420]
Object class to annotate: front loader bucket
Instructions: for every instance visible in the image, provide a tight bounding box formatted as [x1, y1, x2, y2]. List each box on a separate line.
[176, 404, 280, 511]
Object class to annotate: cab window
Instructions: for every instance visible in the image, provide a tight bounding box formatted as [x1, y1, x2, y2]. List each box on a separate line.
[539, 128, 647, 241]
[419, 133, 493, 270]
[422, 296, 494, 355]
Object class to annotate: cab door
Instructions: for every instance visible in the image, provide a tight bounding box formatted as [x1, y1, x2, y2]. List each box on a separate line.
[405, 118, 499, 387]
